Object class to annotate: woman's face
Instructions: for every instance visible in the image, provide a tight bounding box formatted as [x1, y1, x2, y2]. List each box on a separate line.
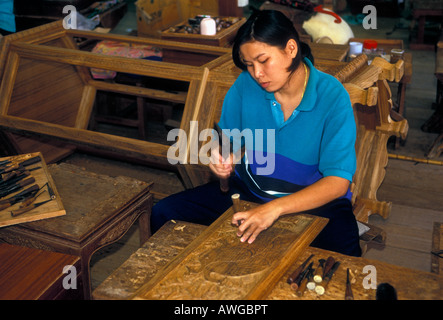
[240, 39, 297, 92]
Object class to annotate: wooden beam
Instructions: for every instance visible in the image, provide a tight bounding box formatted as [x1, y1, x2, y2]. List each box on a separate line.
[0, 115, 171, 165]
[9, 42, 204, 81]
[89, 80, 187, 104]
[66, 29, 231, 56]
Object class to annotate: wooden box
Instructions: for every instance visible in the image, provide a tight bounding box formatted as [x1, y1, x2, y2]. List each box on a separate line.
[160, 17, 246, 47]
[136, 0, 219, 38]
[0, 21, 232, 167]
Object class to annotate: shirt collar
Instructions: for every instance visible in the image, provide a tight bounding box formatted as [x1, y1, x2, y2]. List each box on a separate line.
[264, 57, 317, 112]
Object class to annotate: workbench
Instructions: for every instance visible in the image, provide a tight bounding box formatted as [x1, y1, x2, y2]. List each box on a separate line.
[93, 219, 442, 300]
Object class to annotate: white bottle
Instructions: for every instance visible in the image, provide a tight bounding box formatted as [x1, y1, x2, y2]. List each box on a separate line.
[200, 17, 216, 36]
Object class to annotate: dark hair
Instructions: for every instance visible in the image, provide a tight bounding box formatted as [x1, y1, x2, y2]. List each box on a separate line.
[232, 10, 313, 72]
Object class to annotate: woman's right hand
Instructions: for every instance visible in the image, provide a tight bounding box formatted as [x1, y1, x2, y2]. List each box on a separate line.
[208, 147, 235, 179]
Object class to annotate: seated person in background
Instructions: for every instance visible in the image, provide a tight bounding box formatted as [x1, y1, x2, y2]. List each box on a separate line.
[151, 10, 361, 257]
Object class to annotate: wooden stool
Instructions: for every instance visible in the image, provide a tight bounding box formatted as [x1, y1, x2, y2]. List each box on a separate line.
[0, 163, 153, 299]
[0, 243, 83, 300]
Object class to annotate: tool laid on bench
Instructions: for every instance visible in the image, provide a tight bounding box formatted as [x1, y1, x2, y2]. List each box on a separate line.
[11, 198, 52, 217]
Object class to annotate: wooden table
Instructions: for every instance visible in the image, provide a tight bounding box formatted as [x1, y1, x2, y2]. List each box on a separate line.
[0, 243, 83, 300]
[0, 162, 153, 299]
[410, 8, 443, 50]
[93, 219, 443, 300]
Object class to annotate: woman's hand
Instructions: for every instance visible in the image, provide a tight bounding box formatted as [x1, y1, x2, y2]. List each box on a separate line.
[231, 202, 281, 244]
[208, 147, 235, 179]
[230, 176, 350, 244]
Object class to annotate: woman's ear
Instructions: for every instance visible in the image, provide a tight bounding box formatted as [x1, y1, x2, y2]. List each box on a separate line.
[286, 39, 298, 58]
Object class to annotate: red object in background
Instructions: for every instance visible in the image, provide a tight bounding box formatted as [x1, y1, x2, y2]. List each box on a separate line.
[363, 40, 378, 51]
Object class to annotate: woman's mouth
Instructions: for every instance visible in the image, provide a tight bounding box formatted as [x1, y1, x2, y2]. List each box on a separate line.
[260, 81, 270, 88]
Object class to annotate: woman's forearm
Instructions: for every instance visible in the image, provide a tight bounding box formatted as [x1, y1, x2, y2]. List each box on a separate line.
[232, 175, 351, 244]
[272, 175, 350, 218]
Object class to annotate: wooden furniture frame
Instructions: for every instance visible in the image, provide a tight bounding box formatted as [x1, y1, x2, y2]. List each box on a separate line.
[0, 163, 153, 299]
[348, 38, 413, 127]
[0, 21, 231, 166]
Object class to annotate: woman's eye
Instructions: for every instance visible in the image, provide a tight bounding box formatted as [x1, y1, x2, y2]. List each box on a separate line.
[258, 58, 268, 64]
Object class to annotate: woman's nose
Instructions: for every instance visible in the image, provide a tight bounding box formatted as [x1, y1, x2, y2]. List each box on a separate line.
[254, 65, 263, 79]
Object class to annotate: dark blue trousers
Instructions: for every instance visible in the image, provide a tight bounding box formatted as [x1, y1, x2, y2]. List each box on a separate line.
[151, 176, 361, 257]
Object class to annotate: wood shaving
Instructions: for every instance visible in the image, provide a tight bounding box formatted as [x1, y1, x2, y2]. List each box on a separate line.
[174, 225, 186, 231]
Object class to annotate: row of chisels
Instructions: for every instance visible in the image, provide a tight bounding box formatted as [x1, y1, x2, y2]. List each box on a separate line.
[287, 254, 352, 299]
[0, 155, 55, 217]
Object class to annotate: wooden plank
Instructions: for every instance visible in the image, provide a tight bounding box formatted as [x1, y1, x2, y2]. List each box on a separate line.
[0, 152, 65, 227]
[431, 222, 442, 274]
[67, 29, 231, 56]
[75, 85, 97, 129]
[0, 115, 171, 166]
[132, 201, 328, 300]
[89, 80, 187, 104]
[9, 57, 83, 126]
[0, 51, 20, 116]
[9, 42, 204, 82]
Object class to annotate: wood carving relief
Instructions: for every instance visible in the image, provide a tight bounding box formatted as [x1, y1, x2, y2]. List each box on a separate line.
[133, 201, 328, 300]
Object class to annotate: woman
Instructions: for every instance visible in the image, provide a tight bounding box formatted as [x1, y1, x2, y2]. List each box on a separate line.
[152, 10, 361, 257]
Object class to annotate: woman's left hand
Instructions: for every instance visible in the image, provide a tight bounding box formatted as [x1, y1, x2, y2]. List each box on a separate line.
[231, 202, 281, 244]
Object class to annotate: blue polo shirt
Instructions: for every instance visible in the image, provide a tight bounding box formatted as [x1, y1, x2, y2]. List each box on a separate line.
[218, 58, 356, 201]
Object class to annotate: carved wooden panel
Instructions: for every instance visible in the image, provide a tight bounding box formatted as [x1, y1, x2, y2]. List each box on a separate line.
[132, 201, 328, 300]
